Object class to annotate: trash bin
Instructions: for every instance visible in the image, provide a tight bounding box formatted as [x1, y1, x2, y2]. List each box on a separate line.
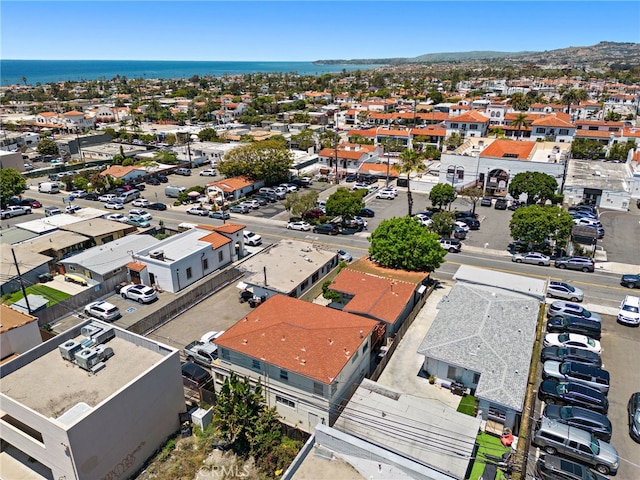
[451, 381, 466, 396]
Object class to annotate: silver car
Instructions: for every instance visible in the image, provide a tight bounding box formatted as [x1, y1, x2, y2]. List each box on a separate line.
[548, 301, 601, 323]
[546, 281, 584, 302]
[512, 252, 551, 266]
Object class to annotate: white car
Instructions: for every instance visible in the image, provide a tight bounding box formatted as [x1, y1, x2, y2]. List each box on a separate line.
[70, 190, 87, 198]
[129, 209, 152, 221]
[106, 213, 128, 223]
[380, 187, 398, 197]
[287, 221, 311, 231]
[200, 169, 217, 176]
[543, 333, 602, 355]
[454, 221, 470, 232]
[132, 198, 150, 207]
[84, 301, 120, 322]
[105, 200, 124, 210]
[65, 205, 82, 213]
[511, 252, 551, 266]
[99, 193, 117, 202]
[546, 281, 584, 302]
[376, 190, 395, 200]
[244, 230, 262, 246]
[280, 183, 298, 192]
[352, 182, 370, 191]
[201, 330, 225, 344]
[242, 199, 261, 209]
[186, 206, 209, 216]
[120, 284, 158, 304]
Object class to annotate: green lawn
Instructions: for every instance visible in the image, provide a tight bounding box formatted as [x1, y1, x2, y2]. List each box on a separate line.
[4, 284, 71, 307]
[469, 432, 512, 480]
[457, 394, 477, 416]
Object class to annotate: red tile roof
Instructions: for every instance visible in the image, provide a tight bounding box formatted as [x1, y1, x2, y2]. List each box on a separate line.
[575, 130, 615, 139]
[126, 261, 147, 272]
[100, 165, 145, 178]
[215, 295, 378, 384]
[208, 176, 254, 192]
[446, 110, 489, 123]
[480, 139, 536, 159]
[531, 113, 574, 128]
[211, 223, 245, 234]
[198, 231, 232, 249]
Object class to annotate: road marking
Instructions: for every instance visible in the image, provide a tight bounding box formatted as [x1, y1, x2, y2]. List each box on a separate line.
[126, 307, 136, 313]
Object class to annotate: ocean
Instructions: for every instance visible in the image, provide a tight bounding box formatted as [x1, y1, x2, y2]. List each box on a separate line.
[1, 60, 376, 86]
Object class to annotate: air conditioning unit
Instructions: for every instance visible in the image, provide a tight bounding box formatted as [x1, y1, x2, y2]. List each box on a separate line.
[75, 348, 99, 371]
[93, 327, 115, 345]
[81, 323, 102, 338]
[94, 344, 114, 362]
[59, 340, 82, 361]
[150, 250, 164, 260]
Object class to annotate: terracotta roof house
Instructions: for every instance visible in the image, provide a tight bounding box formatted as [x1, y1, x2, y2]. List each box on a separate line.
[317, 143, 381, 175]
[0, 305, 41, 363]
[213, 294, 379, 433]
[529, 113, 576, 142]
[206, 176, 261, 201]
[100, 165, 147, 182]
[444, 110, 490, 139]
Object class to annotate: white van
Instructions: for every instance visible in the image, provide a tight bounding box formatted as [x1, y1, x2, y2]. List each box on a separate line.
[117, 189, 140, 203]
[165, 185, 186, 198]
[38, 182, 60, 194]
[618, 295, 640, 326]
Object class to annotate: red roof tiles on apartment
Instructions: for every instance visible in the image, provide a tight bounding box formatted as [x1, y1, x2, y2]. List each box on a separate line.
[447, 110, 489, 123]
[480, 139, 536, 159]
[214, 295, 378, 384]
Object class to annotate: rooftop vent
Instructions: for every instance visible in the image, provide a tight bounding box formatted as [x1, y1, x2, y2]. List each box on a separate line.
[149, 250, 165, 260]
[59, 340, 82, 361]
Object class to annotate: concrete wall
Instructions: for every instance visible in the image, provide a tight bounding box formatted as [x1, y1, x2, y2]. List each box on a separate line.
[0, 320, 41, 357]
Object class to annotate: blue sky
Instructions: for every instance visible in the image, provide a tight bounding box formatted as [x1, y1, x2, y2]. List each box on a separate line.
[2, 1, 639, 61]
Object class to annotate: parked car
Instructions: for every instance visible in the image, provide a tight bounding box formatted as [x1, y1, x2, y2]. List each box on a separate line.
[542, 361, 610, 393]
[70, 189, 87, 198]
[532, 417, 618, 475]
[512, 252, 551, 266]
[548, 302, 601, 323]
[453, 226, 467, 240]
[280, 183, 298, 192]
[157, 175, 169, 183]
[454, 221, 470, 232]
[352, 182, 370, 191]
[543, 405, 612, 442]
[534, 455, 609, 480]
[187, 206, 209, 216]
[555, 257, 595, 273]
[242, 199, 261, 209]
[200, 169, 217, 176]
[494, 198, 508, 210]
[287, 221, 311, 231]
[543, 333, 601, 355]
[84, 301, 121, 322]
[439, 238, 462, 253]
[229, 204, 250, 214]
[120, 284, 158, 304]
[546, 281, 584, 302]
[254, 192, 277, 203]
[146, 177, 161, 186]
[480, 197, 492, 207]
[459, 217, 480, 230]
[127, 216, 151, 228]
[174, 167, 191, 176]
[99, 193, 117, 202]
[106, 213, 128, 223]
[181, 361, 211, 385]
[628, 392, 640, 443]
[359, 208, 375, 217]
[105, 200, 124, 210]
[344, 174, 357, 182]
[209, 210, 230, 220]
[337, 249, 352, 262]
[620, 273, 640, 289]
[147, 202, 167, 211]
[303, 207, 326, 219]
[251, 196, 268, 206]
[129, 209, 152, 221]
[85, 193, 100, 201]
[65, 205, 82, 214]
[313, 223, 340, 235]
[379, 186, 398, 197]
[546, 317, 602, 340]
[540, 346, 602, 368]
[617, 295, 640, 326]
[132, 198, 150, 207]
[244, 231, 262, 246]
[375, 189, 395, 200]
[538, 379, 609, 414]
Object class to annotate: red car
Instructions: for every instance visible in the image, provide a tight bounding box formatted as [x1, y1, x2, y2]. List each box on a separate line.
[304, 208, 325, 219]
[21, 198, 42, 208]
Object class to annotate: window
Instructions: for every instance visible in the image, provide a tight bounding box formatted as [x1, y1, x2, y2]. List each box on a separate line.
[276, 395, 295, 408]
[202, 258, 209, 270]
[313, 382, 324, 396]
[362, 342, 369, 354]
[280, 370, 288, 381]
[473, 372, 481, 384]
[559, 129, 569, 135]
[186, 267, 192, 279]
[218, 251, 223, 262]
[536, 128, 546, 134]
[451, 123, 459, 129]
[221, 349, 230, 360]
[470, 124, 477, 130]
[351, 350, 359, 363]
[252, 359, 261, 370]
[447, 365, 460, 380]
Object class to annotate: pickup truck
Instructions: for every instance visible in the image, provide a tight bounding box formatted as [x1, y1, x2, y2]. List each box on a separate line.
[184, 341, 218, 367]
[1, 205, 32, 219]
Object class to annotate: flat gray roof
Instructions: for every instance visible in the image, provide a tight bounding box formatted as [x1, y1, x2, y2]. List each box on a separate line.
[0, 227, 39, 245]
[240, 240, 336, 294]
[14, 231, 89, 253]
[136, 227, 216, 263]
[0, 321, 172, 420]
[417, 281, 539, 412]
[60, 218, 133, 237]
[454, 264, 547, 301]
[565, 159, 631, 191]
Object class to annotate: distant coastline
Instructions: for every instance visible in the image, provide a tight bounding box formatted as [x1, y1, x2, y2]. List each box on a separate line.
[0, 60, 377, 86]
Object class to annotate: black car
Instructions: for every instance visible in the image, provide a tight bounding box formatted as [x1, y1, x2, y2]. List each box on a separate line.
[543, 405, 612, 442]
[480, 197, 492, 207]
[134, 183, 146, 191]
[554, 256, 595, 273]
[494, 198, 508, 210]
[146, 177, 161, 186]
[621, 273, 640, 289]
[453, 226, 467, 240]
[147, 202, 168, 211]
[251, 196, 268, 206]
[359, 208, 375, 218]
[535, 455, 609, 480]
[254, 193, 277, 203]
[459, 217, 480, 230]
[345, 174, 357, 182]
[538, 379, 608, 414]
[313, 223, 340, 235]
[454, 210, 475, 219]
[181, 362, 211, 385]
[85, 192, 100, 201]
[540, 347, 602, 368]
[546, 317, 602, 340]
[629, 392, 640, 442]
[157, 175, 169, 183]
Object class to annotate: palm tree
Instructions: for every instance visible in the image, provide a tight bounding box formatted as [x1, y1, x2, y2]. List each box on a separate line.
[561, 88, 588, 118]
[398, 148, 426, 217]
[511, 113, 528, 140]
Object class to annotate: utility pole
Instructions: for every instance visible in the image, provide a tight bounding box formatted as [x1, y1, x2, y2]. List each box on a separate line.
[11, 248, 32, 314]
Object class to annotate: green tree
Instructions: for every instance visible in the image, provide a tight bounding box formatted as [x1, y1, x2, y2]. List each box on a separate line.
[604, 111, 622, 122]
[369, 217, 446, 271]
[397, 148, 425, 216]
[571, 138, 606, 160]
[197, 128, 220, 142]
[607, 140, 636, 162]
[218, 140, 293, 184]
[164, 133, 177, 145]
[561, 88, 588, 116]
[508, 171, 558, 205]
[0, 168, 27, 206]
[325, 187, 365, 218]
[36, 138, 59, 156]
[511, 112, 529, 140]
[509, 205, 574, 248]
[290, 129, 316, 151]
[444, 132, 463, 150]
[510, 92, 530, 111]
[283, 190, 318, 218]
[428, 211, 456, 237]
[459, 186, 484, 215]
[429, 183, 457, 210]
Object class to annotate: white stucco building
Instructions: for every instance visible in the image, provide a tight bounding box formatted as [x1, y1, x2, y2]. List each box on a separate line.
[0, 319, 185, 480]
